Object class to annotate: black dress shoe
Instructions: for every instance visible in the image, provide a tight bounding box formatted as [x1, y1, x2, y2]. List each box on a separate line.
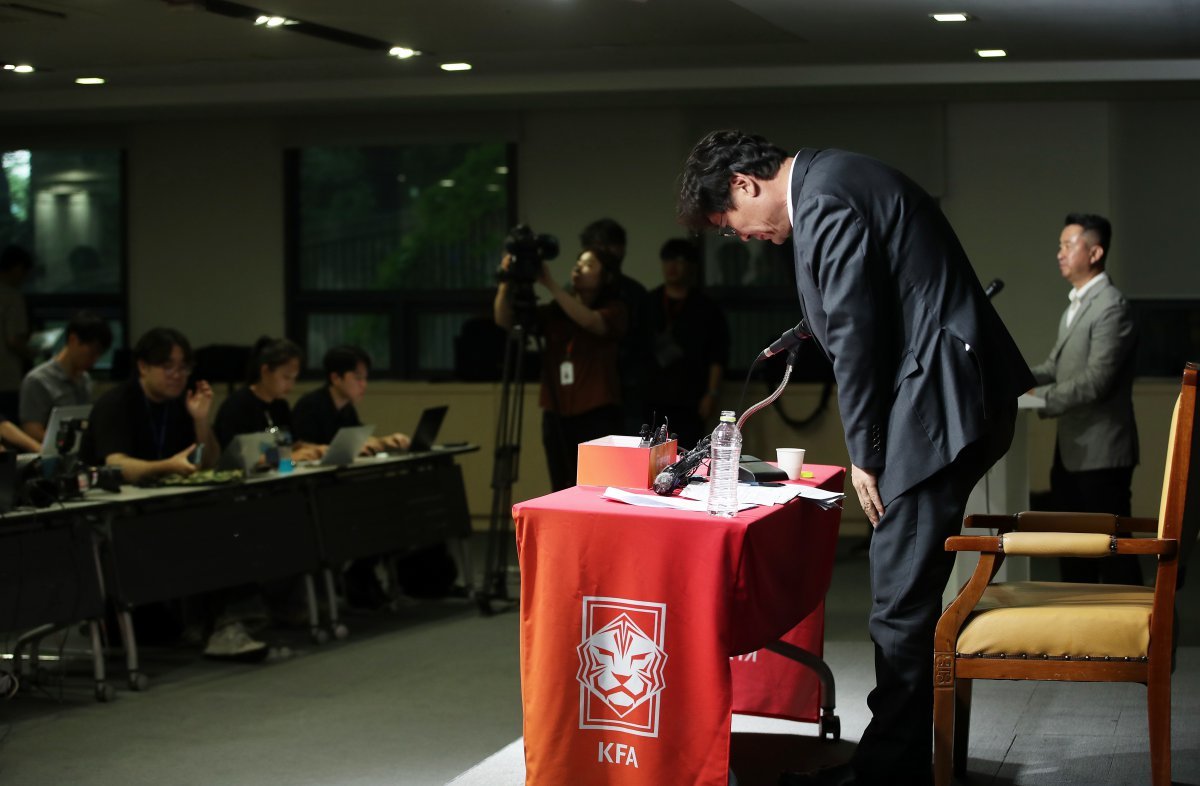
[778, 762, 856, 786]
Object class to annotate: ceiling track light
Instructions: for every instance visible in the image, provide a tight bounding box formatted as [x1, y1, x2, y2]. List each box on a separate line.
[440, 62, 472, 72]
[975, 49, 1007, 58]
[3, 63, 35, 73]
[930, 12, 972, 23]
[201, 0, 424, 58]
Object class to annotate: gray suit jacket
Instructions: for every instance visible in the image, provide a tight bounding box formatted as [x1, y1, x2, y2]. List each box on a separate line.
[788, 149, 1035, 505]
[1030, 275, 1138, 471]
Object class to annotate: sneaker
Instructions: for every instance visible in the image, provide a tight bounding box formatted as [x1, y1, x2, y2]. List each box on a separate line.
[203, 622, 269, 661]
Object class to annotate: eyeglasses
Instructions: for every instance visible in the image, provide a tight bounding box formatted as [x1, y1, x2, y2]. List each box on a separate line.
[157, 363, 194, 377]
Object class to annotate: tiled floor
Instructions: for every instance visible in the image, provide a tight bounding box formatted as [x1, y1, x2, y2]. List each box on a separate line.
[1, 536, 1197, 786]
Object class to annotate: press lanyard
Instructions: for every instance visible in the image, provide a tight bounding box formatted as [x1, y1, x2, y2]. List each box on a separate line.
[146, 400, 169, 459]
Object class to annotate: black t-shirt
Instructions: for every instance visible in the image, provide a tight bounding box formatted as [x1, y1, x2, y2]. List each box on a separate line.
[82, 379, 197, 466]
[214, 386, 294, 448]
[291, 387, 361, 445]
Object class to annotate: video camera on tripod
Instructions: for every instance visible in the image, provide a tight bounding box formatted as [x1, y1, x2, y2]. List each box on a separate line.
[496, 224, 559, 287]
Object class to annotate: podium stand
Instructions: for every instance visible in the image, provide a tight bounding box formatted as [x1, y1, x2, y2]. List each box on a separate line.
[943, 394, 1042, 606]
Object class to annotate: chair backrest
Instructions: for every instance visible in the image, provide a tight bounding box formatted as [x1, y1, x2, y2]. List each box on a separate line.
[1157, 363, 1198, 572]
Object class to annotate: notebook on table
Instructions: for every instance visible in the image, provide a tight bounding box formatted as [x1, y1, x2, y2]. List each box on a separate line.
[407, 405, 448, 452]
[319, 424, 376, 466]
[41, 404, 92, 456]
[217, 431, 275, 472]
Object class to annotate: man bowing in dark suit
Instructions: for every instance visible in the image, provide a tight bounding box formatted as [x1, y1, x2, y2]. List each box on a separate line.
[677, 130, 1035, 786]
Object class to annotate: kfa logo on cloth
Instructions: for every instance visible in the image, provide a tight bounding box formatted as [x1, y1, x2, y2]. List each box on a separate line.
[576, 596, 667, 738]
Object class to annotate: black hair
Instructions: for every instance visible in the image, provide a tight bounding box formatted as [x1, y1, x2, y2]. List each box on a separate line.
[580, 246, 623, 307]
[323, 345, 371, 380]
[0, 244, 34, 273]
[249, 337, 302, 383]
[579, 218, 627, 264]
[66, 311, 114, 350]
[659, 237, 700, 267]
[1064, 213, 1112, 264]
[677, 130, 789, 232]
[134, 327, 193, 367]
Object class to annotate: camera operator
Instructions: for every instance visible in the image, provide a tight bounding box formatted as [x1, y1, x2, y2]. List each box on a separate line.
[493, 246, 627, 492]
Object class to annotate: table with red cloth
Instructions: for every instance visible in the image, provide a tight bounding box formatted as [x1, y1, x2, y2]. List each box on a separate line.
[513, 464, 845, 786]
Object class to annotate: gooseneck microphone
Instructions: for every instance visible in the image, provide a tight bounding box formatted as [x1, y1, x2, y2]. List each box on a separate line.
[983, 278, 1004, 299]
[759, 320, 812, 360]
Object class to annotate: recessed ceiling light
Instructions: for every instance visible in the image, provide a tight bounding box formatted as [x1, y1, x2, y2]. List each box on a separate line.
[4, 64, 35, 74]
[254, 15, 294, 27]
[975, 49, 1007, 58]
[931, 12, 971, 23]
[75, 77, 106, 85]
[388, 46, 419, 59]
[440, 62, 472, 72]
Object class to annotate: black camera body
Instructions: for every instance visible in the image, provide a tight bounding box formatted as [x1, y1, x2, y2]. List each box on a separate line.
[498, 224, 559, 285]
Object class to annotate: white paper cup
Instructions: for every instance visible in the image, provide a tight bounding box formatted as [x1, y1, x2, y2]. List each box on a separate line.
[776, 448, 806, 480]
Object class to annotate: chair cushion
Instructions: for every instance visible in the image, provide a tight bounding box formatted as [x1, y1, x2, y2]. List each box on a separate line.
[956, 581, 1154, 659]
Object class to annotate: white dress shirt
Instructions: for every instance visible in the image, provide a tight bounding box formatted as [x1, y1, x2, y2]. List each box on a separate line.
[1066, 271, 1107, 329]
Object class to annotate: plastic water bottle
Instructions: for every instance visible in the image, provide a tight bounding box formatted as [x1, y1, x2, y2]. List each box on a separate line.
[707, 410, 742, 517]
[276, 429, 295, 474]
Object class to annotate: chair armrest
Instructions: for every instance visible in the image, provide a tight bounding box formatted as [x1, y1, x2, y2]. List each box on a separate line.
[945, 535, 1002, 553]
[1115, 537, 1177, 556]
[1012, 511, 1121, 534]
[1002, 531, 1112, 556]
[1118, 517, 1159, 534]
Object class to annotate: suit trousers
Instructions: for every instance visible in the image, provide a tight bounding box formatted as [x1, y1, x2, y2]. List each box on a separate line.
[852, 399, 1016, 786]
[1050, 445, 1142, 585]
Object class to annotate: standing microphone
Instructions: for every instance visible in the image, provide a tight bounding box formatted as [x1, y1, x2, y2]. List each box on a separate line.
[759, 320, 812, 360]
[983, 279, 1004, 299]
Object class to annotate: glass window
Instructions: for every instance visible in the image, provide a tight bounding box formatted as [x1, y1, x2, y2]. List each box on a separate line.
[2, 150, 124, 294]
[1, 148, 127, 378]
[701, 237, 833, 381]
[288, 143, 511, 378]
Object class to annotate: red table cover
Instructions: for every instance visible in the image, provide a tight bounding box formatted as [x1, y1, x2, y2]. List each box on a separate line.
[514, 464, 844, 786]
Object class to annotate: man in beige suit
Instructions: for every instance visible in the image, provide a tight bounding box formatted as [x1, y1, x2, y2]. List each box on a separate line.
[1031, 213, 1141, 584]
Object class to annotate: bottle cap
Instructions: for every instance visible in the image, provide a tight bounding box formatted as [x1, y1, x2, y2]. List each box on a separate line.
[719, 410, 735, 422]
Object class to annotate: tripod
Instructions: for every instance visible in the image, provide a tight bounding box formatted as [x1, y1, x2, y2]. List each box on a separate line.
[478, 308, 538, 616]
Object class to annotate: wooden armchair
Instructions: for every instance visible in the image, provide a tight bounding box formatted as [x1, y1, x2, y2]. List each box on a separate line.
[933, 362, 1199, 786]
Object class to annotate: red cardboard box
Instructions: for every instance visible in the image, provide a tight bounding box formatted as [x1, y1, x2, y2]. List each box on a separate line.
[576, 435, 678, 489]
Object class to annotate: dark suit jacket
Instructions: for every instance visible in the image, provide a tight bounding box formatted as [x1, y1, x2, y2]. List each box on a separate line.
[789, 149, 1035, 505]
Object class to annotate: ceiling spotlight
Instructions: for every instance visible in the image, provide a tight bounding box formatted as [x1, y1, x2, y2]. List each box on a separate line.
[975, 49, 1007, 58]
[440, 62, 472, 72]
[389, 46, 419, 59]
[931, 12, 971, 22]
[254, 15, 293, 27]
[75, 77, 106, 85]
[4, 64, 35, 73]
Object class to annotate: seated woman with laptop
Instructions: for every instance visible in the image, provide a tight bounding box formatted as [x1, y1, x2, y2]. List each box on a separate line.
[214, 337, 326, 463]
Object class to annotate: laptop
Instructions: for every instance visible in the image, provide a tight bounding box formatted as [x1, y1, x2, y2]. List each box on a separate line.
[217, 431, 274, 472]
[408, 405, 448, 452]
[41, 404, 92, 456]
[319, 424, 375, 466]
